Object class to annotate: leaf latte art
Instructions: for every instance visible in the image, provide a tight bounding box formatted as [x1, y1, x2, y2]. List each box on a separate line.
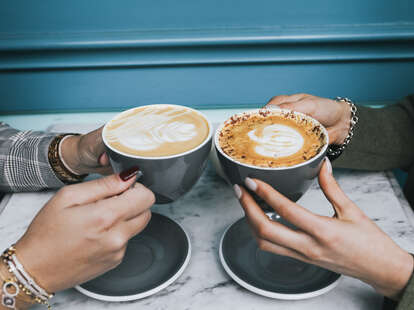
[248, 124, 304, 158]
[105, 105, 209, 157]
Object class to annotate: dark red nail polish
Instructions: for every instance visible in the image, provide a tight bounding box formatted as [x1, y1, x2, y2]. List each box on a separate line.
[120, 166, 140, 181]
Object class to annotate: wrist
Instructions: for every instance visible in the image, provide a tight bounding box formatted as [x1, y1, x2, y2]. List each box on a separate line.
[13, 241, 58, 294]
[336, 100, 352, 145]
[0, 262, 32, 310]
[371, 251, 414, 300]
[60, 135, 83, 175]
[1, 250, 37, 310]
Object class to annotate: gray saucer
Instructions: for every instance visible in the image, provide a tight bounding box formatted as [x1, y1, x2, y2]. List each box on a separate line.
[75, 213, 191, 302]
[219, 216, 341, 299]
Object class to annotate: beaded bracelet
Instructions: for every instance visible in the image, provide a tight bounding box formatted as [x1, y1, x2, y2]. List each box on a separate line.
[1, 246, 54, 309]
[48, 134, 87, 184]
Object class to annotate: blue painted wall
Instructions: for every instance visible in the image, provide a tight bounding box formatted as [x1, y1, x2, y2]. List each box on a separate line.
[0, 0, 414, 113]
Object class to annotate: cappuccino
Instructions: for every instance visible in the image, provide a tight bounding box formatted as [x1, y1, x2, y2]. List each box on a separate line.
[218, 109, 326, 168]
[104, 105, 210, 157]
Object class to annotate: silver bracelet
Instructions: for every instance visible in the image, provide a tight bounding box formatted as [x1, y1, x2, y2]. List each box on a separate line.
[1, 279, 19, 309]
[8, 258, 49, 301]
[326, 97, 358, 160]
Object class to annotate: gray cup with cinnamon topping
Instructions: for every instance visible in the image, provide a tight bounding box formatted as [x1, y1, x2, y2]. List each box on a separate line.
[214, 108, 328, 203]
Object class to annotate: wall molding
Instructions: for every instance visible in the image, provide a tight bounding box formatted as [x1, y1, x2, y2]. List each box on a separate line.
[1, 23, 414, 71]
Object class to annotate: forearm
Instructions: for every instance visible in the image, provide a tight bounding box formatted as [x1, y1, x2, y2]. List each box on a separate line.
[334, 95, 414, 171]
[0, 123, 64, 192]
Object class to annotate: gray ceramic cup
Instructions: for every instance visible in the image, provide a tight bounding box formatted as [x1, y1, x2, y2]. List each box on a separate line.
[214, 109, 329, 203]
[103, 105, 213, 204]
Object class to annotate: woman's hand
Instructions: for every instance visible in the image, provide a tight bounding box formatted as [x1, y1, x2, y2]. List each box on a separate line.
[266, 94, 351, 145]
[60, 126, 112, 175]
[234, 159, 414, 299]
[14, 168, 155, 292]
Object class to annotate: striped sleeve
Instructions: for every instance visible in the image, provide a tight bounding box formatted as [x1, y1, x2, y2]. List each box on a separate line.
[0, 122, 64, 192]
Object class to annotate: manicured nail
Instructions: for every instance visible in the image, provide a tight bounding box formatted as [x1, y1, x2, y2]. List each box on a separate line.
[120, 166, 140, 181]
[245, 177, 258, 192]
[136, 170, 144, 180]
[266, 104, 281, 110]
[325, 157, 332, 174]
[233, 184, 242, 199]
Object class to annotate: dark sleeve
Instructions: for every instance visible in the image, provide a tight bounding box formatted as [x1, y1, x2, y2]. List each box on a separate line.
[0, 122, 64, 192]
[396, 258, 414, 310]
[334, 95, 414, 171]
[333, 96, 414, 309]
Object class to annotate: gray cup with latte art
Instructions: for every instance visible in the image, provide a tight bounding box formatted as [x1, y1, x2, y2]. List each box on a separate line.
[103, 104, 212, 204]
[215, 108, 329, 203]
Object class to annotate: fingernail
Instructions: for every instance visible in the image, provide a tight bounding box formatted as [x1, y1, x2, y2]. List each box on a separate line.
[233, 184, 242, 199]
[265, 104, 281, 110]
[120, 166, 140, 181]
[245, 177, 258, 192]
[325, 157, 332, 174]
[136, 170, 144, 180]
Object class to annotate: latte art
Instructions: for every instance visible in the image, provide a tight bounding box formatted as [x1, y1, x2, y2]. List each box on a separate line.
[218, 109, 326, 168]
[248, 124, 304, 158]
[108, 108, 197, 151]
[105, 105, 210, 157]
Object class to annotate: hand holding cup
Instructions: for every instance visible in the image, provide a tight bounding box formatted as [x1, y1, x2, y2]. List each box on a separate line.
[14, 170, 154, 293]
[235, 160, 414, 300]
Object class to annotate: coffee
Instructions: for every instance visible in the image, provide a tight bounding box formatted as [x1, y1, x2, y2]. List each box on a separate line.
[104, 105, 210, 157]
[218, 109, 326, 168]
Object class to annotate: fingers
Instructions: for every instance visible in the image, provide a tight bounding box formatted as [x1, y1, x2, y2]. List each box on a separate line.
[116, 210, 152, 240]
[237, 185, 314, 252]
[266, 94, 317, 117]
[318, 158, 362, 220]
[255, 238, 311, 263]
[97, 182, 155, 223]
[267, 93, 309, 106]
[57, 169, 140, 206]
[94, 166, 114, 176]
[87, 126, 106, 157]
[242, 178, 326, 235]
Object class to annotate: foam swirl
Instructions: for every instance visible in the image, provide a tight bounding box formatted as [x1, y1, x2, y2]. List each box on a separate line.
[248, 124, 304, 158]
[106, 106, 197, 151]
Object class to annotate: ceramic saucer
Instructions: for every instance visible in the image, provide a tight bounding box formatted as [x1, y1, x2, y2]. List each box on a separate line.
[219, 215, 341, 299]
[75, 212, 191, 302]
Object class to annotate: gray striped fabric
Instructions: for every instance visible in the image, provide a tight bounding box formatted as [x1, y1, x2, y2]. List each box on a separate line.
[0, 122, 64, 192]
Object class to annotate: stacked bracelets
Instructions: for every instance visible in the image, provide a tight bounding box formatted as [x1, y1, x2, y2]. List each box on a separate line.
[48, 134, 87, 184]
[1, 246, 54, 309]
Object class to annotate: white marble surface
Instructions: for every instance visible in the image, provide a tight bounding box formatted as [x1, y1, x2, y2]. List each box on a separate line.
[1, 123, 414, 309]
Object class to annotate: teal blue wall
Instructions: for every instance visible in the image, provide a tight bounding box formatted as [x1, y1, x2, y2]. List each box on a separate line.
[1, 0, 414, 113]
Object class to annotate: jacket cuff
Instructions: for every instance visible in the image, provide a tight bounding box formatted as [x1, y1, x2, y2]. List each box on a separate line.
[395, 254, 414, 309]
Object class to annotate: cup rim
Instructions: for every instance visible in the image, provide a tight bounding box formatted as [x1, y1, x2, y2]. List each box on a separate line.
[214, 108, 329, 170]
[102, 104, 213, 160]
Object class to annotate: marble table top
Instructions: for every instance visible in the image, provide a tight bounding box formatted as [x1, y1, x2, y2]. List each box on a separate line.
[1, 122, 414, 310]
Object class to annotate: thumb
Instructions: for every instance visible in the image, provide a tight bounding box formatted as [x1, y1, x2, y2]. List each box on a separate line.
[278, 101, 315, 116]
[318, 158, 360, 219]
[57, 167, 140, 206]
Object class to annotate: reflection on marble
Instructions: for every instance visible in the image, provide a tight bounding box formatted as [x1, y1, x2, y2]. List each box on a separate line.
[1, 164, 413, 310]
[0, 122, 413, 309]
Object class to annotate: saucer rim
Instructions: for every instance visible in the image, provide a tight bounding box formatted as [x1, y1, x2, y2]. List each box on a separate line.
[74, 214, 191, 302]
[219, 218, 342, 300]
